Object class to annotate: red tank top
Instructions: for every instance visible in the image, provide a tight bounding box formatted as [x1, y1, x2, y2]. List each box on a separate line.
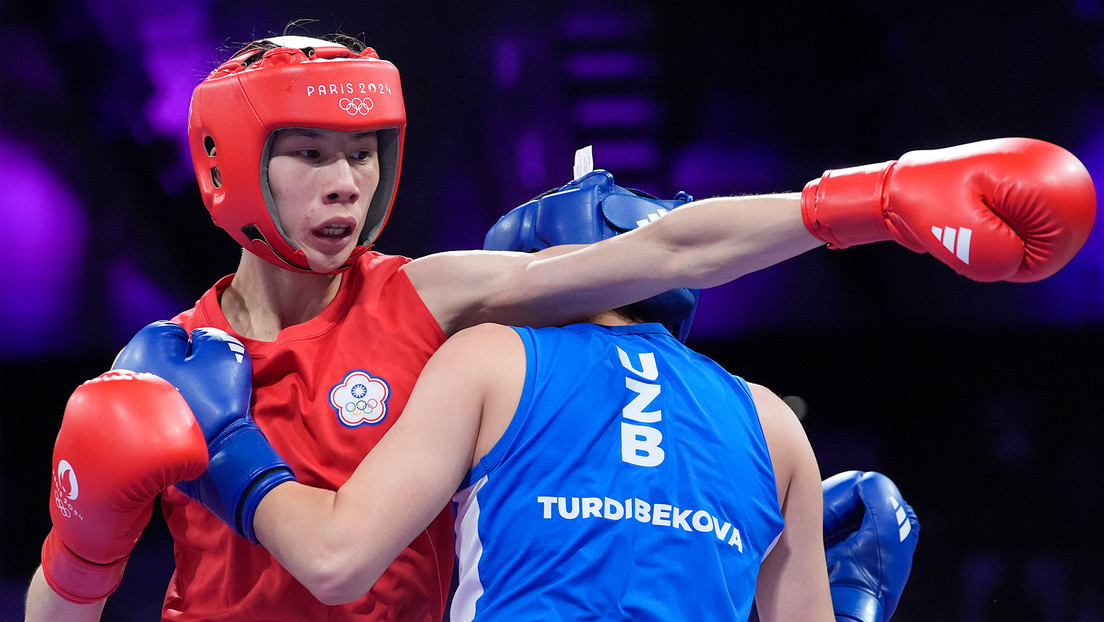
[164, 252, 450, 621]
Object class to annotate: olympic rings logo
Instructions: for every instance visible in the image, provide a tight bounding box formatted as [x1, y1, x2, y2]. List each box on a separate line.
[339, 97, 374, 116]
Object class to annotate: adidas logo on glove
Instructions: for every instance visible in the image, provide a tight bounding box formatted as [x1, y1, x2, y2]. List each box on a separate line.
[931, 225, 972, 265]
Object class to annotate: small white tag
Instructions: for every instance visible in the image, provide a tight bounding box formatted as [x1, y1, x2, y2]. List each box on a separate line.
[573, 145, 594, 179]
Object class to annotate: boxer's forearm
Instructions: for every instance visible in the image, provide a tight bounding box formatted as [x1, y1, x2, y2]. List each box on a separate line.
[25, 566, 107, 622]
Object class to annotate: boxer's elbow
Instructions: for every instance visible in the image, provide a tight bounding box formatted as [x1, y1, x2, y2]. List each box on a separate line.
[303, 537, 384, 605]
[311, 580, 366, 607]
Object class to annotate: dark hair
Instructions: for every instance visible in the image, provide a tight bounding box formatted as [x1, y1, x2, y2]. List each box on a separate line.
[226, 23, 369, 67]
[613, 302, 650, 326]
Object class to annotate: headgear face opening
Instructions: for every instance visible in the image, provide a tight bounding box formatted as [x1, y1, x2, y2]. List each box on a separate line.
[483, 170, 700, 342]
[188, 35, 406, 273]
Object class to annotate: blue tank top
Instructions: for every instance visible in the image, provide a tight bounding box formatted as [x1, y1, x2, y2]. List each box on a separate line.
[450, 323, 784, 621]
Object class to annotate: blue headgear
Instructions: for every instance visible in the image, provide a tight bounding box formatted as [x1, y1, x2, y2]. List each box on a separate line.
[484, 170, 700, 342]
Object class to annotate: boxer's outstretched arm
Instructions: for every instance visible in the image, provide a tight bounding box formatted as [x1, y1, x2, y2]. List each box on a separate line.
[409, 138, 1095, 336]
[411, 192, 813, 334]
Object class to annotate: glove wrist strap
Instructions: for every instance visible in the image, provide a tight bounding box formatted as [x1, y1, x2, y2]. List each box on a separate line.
[177, 419, 295, 544]
[239, 467, 297, 544]
[40, 529, 127, 604]
[801, 160, 896, 249]
[831, 584, 884, 622]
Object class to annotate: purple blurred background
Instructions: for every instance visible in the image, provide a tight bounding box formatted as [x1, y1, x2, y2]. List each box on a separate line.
[2, 1, 1102, 620]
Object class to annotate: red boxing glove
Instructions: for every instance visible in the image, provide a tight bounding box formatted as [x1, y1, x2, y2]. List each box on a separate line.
[801, 138, 1097, 282]
[41, 371, 207, 604]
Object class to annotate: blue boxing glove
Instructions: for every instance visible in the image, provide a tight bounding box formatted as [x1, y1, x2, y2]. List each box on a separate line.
[113, 321, 295, 544]
[823, 471, 920, 622]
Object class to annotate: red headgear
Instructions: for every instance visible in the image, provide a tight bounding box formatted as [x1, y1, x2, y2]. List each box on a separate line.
[188, 35, 406, 272]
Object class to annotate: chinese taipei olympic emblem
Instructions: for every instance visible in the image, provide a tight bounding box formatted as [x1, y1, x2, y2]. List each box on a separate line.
[330, 370, 390, 427]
